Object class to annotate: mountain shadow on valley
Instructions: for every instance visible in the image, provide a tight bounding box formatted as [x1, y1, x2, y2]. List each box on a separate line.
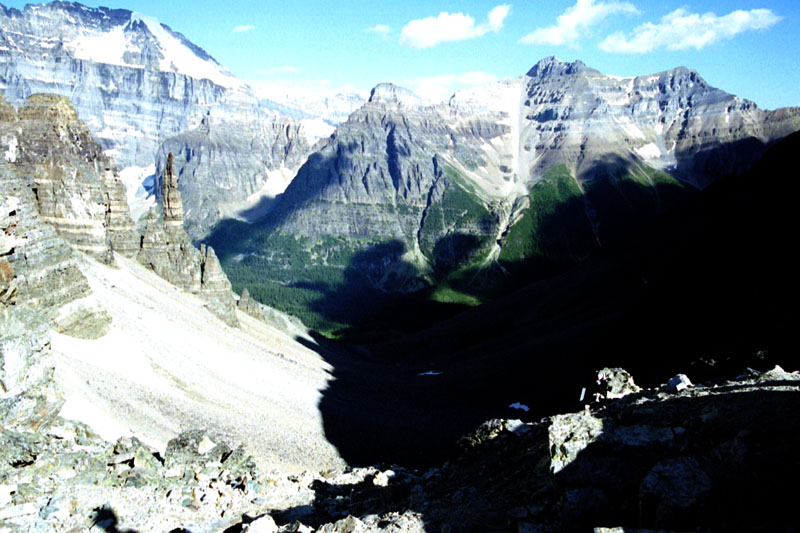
[270, 386, 800, 532]
[302, 132, 800, 471]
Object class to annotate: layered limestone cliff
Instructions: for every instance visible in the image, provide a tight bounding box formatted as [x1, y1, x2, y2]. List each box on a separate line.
[273, 58, 800, 243]
[1, 93, 139, 261]
[0, 0, 250, 168]
[0, 157, 111, 339]
[138, 153, 238, 326]
[517, 57, 800, 188]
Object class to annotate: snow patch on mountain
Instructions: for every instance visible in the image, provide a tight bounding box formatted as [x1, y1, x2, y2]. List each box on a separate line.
[635, 142, 662, 159]
[129, 13, 244, 89]
[62, 9, 244, 89]
[68, 25, 130, 66]
[117, 164, 156, 223]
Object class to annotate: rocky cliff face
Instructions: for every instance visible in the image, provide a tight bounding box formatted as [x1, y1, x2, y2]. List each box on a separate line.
[1, 152, 92, 450]
[519, 57, 800, 188]
[0, 153, 110, 339]
[207, 58, 800, 330]
[0, 1, 311, 232]
[275, 58, 800, 240]
[156, 111, 309, 239]
[2, 93, 139, 261]
[138, 153, 238, 326]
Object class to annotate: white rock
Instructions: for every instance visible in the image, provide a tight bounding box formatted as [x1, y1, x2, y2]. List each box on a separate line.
[0, 502, 37, 519]
[197, 435, 217, 455]
[246, 514, 278, 533]
[373, 470, 395, 487]
[666, 374, 693, 393]
[0, 484, 16, 507]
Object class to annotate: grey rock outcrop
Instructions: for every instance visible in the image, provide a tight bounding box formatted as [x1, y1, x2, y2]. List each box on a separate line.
[0, 305, 64, 433]
[1, 167, 71, 437]
[0, 158, 110, 339]
[595, 367, 641, 401]
[0, 366, 797, 531]
[281, 367, 800, 532]
[138, 152, 238, 326]
[199, 244, 237, 326]
[1, 93, 139, 262]
[138, 207, 201, 292]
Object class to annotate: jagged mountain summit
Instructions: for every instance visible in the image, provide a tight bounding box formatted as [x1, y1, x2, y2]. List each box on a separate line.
[0, 0, 312, 233]
[207, 56, 800, 332]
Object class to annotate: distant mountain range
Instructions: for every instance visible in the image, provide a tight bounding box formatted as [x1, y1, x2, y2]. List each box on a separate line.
[3, 1, 800, 335]
[205, 57, 800, 334]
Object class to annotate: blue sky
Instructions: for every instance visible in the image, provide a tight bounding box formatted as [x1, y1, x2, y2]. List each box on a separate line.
[6, 0, 799, 108]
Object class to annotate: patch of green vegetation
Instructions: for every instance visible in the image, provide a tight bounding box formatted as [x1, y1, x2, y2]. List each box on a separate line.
[205, 218, 387, 334]
[499, 164, 597, 267]
[584, 163, 691, 242]
[429, 283, 483, 307]
[419, 165, 497, 272]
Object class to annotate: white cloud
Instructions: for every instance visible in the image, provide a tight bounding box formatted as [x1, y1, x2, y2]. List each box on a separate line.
[600, 8, 782, 53]
[367, 24, 391, 36]
[399, 4, 511, 49]
[406, 71, 499, 102]
[520, 0, 638, 47]
[232, 25, 255, 33]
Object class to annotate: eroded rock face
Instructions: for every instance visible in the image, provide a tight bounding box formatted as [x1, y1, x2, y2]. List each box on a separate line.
[0, 305, 64, 432]
[137, 152, 238, 326]
[199, 244, 237, 326]
[0, 160, 110, 338]
[137, 207, 201, 292]
[595, 367, 642, 401]
[0, 94, 139, 261]
[1, 170, 72, 435]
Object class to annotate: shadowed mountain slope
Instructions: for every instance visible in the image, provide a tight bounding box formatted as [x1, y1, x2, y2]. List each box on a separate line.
[311, 130, 800, 467]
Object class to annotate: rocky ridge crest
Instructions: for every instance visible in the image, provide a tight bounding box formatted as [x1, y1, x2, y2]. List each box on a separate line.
[1, 93, 139, 262]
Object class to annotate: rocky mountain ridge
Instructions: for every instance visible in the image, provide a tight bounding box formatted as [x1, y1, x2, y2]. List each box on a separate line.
[138, 152, 238, 326]
[208, 57, 800, 332]
[0, 0, 312, 234]
[3, 88, 268, 336]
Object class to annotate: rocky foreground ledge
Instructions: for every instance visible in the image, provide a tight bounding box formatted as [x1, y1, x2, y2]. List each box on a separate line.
[1, 366, 798, 532]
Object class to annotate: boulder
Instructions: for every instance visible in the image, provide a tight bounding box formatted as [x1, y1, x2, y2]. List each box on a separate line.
[595, 368, 641, 401]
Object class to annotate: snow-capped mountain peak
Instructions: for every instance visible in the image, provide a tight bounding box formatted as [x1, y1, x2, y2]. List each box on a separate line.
[127, 13, 243, 89]
[62, 7, 244, 89]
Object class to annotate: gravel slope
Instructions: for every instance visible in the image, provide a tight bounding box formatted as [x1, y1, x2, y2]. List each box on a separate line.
[51, 253, 345, 472]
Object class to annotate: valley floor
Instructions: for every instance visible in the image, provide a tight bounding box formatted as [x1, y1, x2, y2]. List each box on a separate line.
[50, 253, 345, 473]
